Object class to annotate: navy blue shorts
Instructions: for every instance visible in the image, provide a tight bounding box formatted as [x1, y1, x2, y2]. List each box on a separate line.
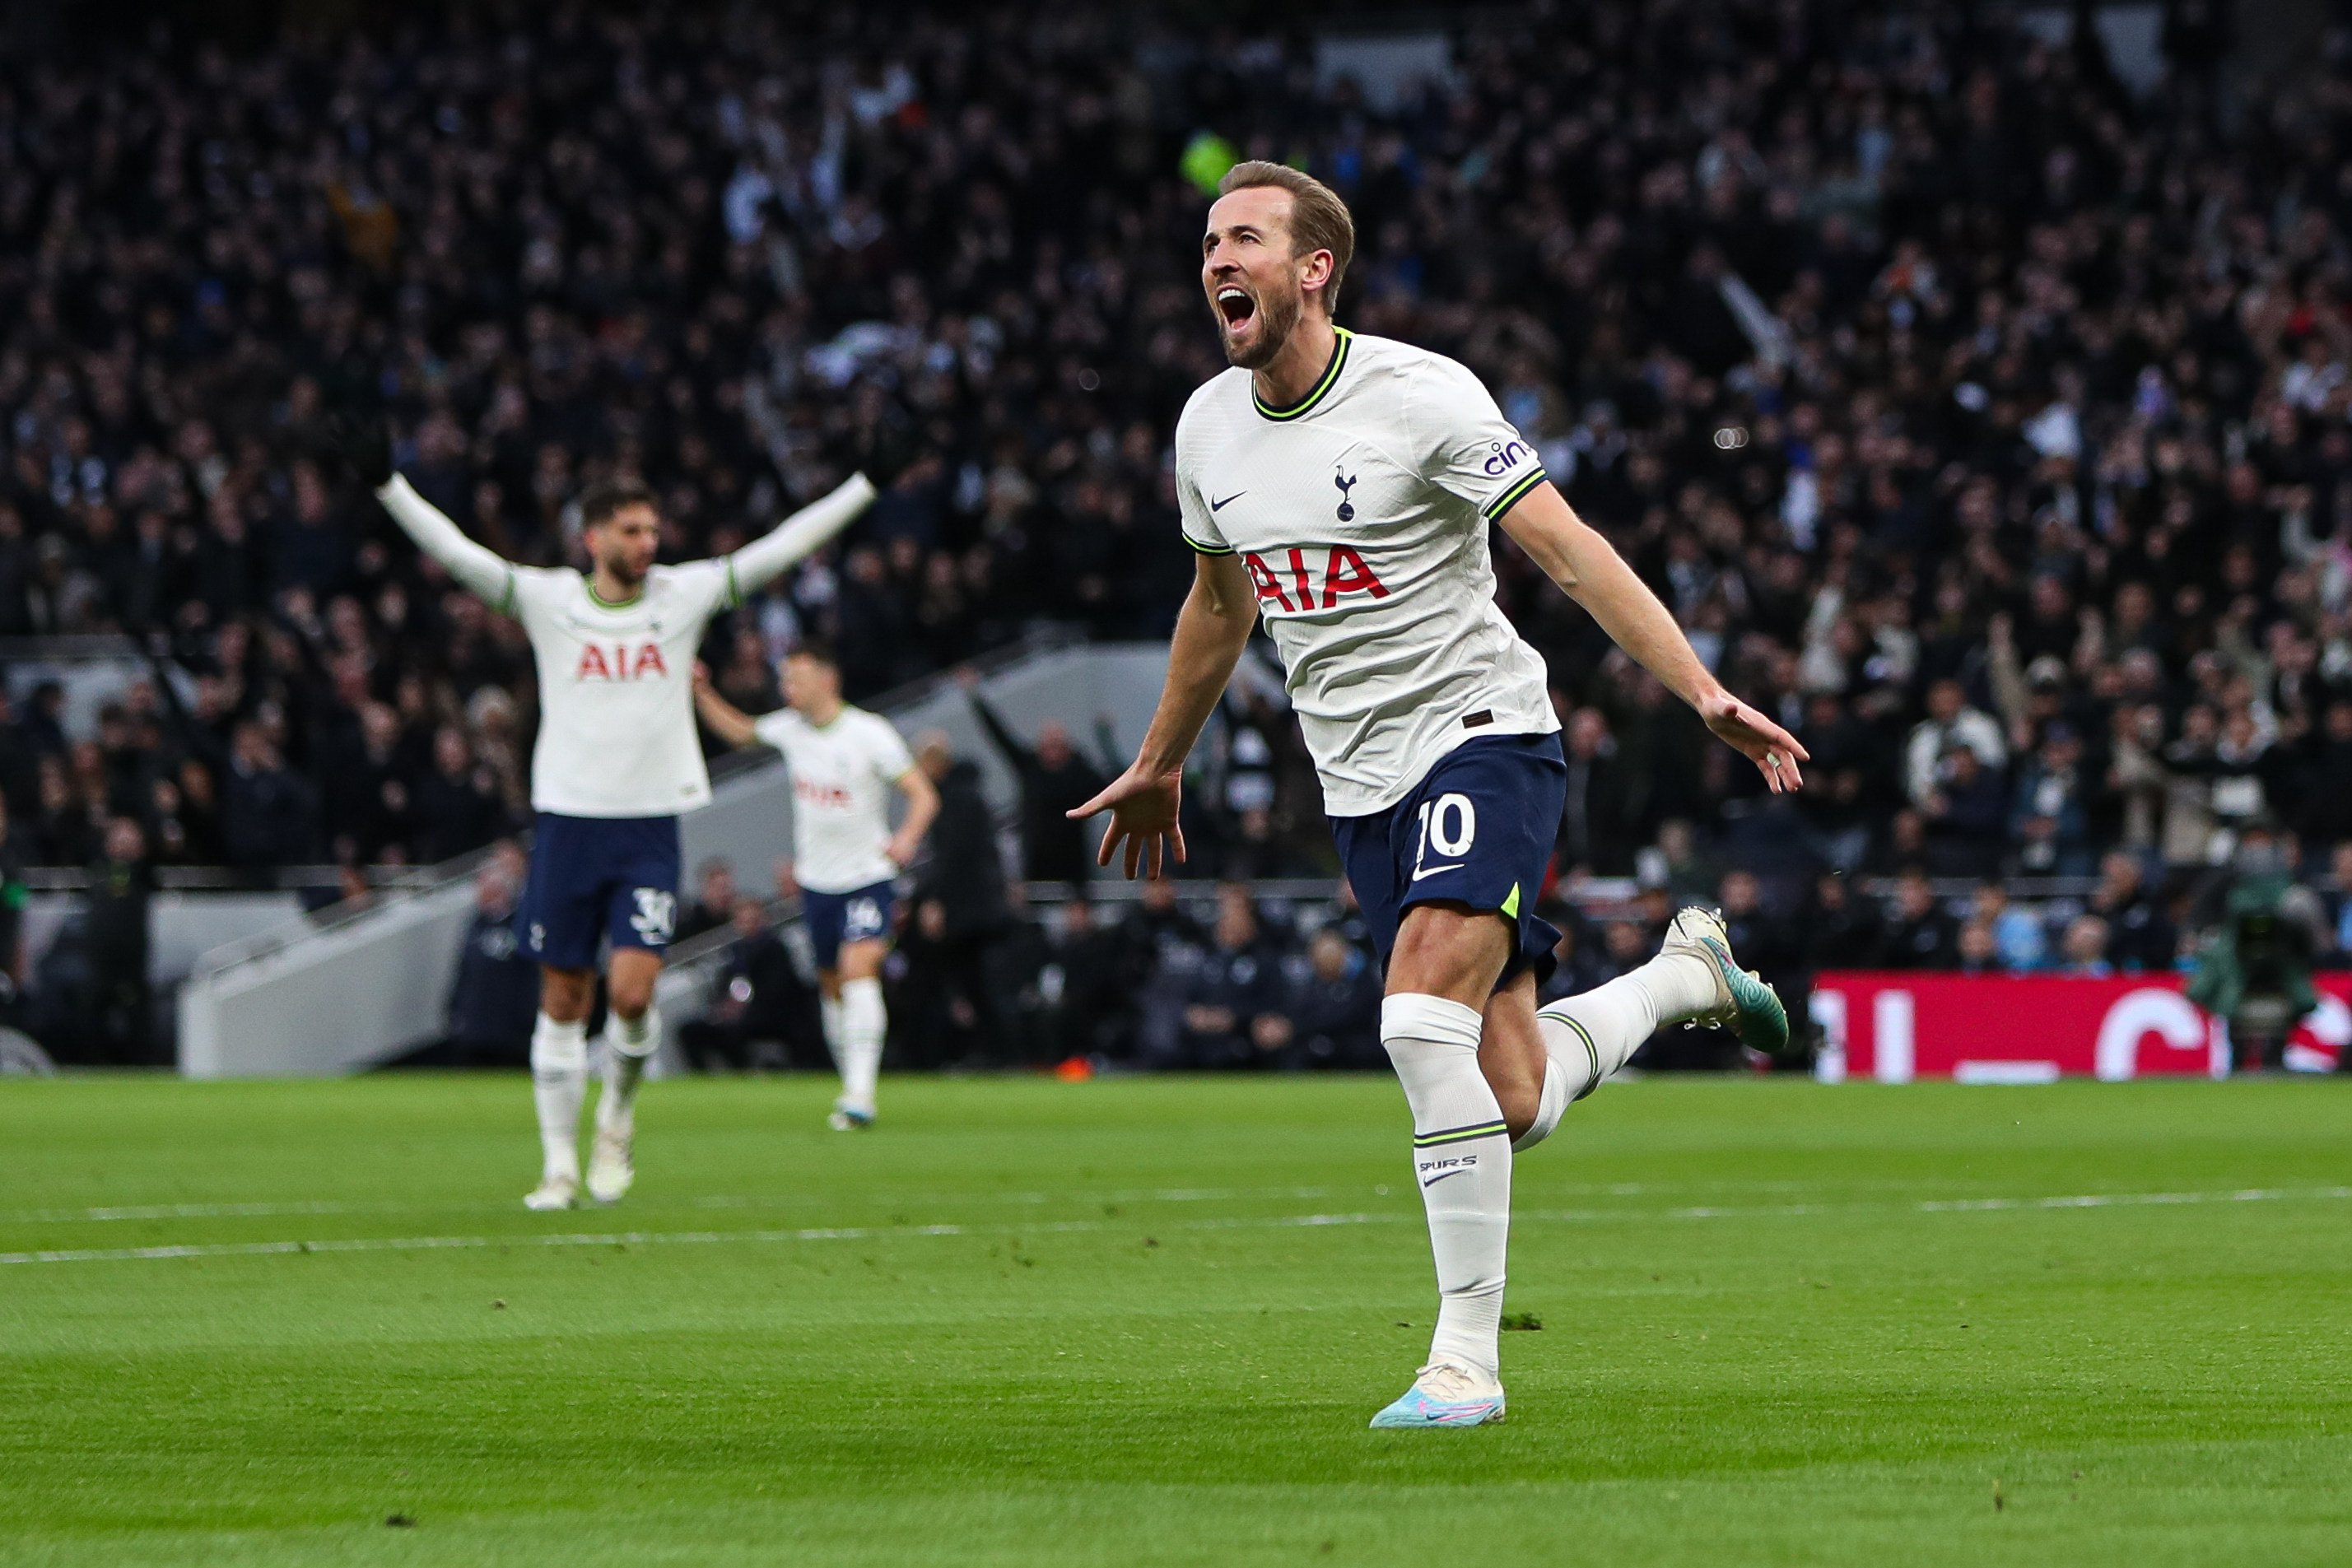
[519, 812, 682, 971]
[1330, 733, 1566, 986]
[802, 879, 897, 970]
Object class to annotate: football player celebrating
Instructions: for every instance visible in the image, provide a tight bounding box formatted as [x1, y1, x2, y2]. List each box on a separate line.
[694, 644, 937, 1129]
[330, 412, 874, 1208]
[1075, 163, 1807, 1428]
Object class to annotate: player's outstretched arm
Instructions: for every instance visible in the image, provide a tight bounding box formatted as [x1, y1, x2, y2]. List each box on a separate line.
[887, 765, 941, 869]
[1498, 486, 1809, 794]
[1069, 551, 1258, 877]
[691, 667, 763, 749]
[327, 409, 519, 608]
[724, 474, 879, 601]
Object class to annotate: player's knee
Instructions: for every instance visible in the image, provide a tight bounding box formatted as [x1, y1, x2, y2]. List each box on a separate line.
[608, 976, 657, 1021]
[539, 969, 594, 1023]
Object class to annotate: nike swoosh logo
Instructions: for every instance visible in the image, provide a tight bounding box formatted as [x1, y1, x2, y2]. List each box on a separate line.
[1210, 491, 1246, 511]
[1410, 863, 1465, 881]
[1420, 1170, 1469, 1189]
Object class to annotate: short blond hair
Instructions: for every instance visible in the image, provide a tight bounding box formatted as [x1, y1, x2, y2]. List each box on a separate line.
[1217, 161, 1356, 314]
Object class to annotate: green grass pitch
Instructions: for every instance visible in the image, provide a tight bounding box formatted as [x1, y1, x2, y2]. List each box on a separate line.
[2, 1073, 2350, 1566]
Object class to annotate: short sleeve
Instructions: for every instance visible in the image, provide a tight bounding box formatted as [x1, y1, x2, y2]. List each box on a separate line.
[752, 710, 798, 755]
[665, 558, 735, 618]
[505, 567, 569, 632]
[1408, 356, 1553, 523]
[866, 717, 915, 782]
[1172, 402, 1232, 556]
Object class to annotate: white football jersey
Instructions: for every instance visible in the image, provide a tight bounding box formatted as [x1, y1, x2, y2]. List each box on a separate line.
[752, 705, 915, 893]
[1173, 328, 1559, 815]
[505, 561, 733, 817]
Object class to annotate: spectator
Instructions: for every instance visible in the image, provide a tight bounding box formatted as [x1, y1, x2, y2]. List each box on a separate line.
[408, 725, 510, 867]
[1264, 928, 1385, 1069]
[442, 842, 538, 1067]
[2057, 915, 2116, 979]
[1971, 880, 2049, 973]
[1954, 919, 2003, 975]
[1163, 884, 1288, 1070]
[1906, 681, 2007, 811]
[965, 678, 1109, 889]
[1039, 896, 1129, 1061]
[1879, 870, 1958, 970]
[1922, 745, 2009, 879]
[219, 721, 319, 872]
[2088, 853, 2175, 972]
[679, 860, 740, 943]
[1558, 708, 1631, 875]
[1802, 872, 1882, 978]
[2009, 724, 2096, 876]
[680, 898, 817, 1072]
[83, 817, 154, 1064]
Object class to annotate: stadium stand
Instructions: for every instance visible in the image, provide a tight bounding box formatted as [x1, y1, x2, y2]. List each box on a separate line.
[5, 2, 2352, 1066]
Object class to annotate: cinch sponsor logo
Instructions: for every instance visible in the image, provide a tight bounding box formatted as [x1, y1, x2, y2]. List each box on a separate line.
[573, 641, 671, 682]
[1481, 438, 1531, 475]
[1241, 546, 1390, 612]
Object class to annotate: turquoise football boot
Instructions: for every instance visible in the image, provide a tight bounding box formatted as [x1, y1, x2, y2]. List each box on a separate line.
[1367, 1362, 1507, 1429]
[1666, 906, 1791, 1054]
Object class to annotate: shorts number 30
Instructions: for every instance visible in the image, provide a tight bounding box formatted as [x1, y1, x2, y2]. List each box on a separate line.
[1414, 792, 1477, 869]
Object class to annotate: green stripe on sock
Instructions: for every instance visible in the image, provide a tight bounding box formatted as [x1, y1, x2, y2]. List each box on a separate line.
[1414, 1120, 1508, 1148]
[1555, 1012, 1603, 1103]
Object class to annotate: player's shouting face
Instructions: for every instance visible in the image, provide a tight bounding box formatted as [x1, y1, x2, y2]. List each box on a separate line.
[1202, 185, 1335, 371]
[586, 498, 661, 592]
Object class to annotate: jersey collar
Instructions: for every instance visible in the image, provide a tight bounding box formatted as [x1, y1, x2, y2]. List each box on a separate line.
[1252, 327, 1352, 422]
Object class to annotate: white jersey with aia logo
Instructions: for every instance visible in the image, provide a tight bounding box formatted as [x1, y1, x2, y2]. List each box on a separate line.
[1173, 328, 1559, 814]
[752, 705, 915, 893]
[506, 561, 734, 817]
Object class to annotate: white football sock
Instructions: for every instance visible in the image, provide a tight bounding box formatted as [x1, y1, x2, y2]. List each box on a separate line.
[1511, 1051, 1572, 1153]
[597, 1004, 660, 1138]
[837, 977, 885, 1116]
[820, 995, 844, 1066]
[530, 1012, 589, 1183]
[1381, 993, 1511, 1381]
[1535, 950, 1719, 1105]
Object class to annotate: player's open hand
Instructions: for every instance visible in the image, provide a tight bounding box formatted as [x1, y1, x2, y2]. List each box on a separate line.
[1069, 764, 1185, 880]
[1698, 690, 1809, 794]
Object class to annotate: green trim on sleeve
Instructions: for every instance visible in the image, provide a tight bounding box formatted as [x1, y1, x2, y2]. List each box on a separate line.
[498, 567, 517, 616]
[1184, 535, 1236, 556]
[726, 557, 743, 608]
[1481, 466, 1551, 521]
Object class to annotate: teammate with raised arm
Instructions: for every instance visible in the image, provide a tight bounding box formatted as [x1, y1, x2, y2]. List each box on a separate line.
[1074, 164, 1809, 1429]
[694, 644, 938, 1130]
[329, 413, 875, 1210]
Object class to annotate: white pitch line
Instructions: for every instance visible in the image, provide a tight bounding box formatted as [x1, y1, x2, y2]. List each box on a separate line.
[0, 1212, 1398, 1267]
[6, 1185, 2350, 1268]
[3, 1179, 1696, 1228]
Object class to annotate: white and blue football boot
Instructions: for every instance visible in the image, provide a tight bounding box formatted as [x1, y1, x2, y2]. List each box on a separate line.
[1367, 1361, 1507, 1429]
[1665, 906, 1790, 1054]
[827, 1102, 874, 1133]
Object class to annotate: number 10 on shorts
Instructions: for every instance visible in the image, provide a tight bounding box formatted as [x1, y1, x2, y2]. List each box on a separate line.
[1414, 792, 1476, 876]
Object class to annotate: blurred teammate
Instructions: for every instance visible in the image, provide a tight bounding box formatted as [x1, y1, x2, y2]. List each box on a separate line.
[331, 413, 874, 1207]
[1078, 163, 1806, 1428]
[695, 644, 937, 1128]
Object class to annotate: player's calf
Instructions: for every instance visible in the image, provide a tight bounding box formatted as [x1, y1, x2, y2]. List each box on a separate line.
[1513, 907, 1785, 1154]
[528, 1009, 589, 1209]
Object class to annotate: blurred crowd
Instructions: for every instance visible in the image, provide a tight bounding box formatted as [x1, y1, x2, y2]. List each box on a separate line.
[2, 0, 2352, 930]
[413, 807, 2352, 1079]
